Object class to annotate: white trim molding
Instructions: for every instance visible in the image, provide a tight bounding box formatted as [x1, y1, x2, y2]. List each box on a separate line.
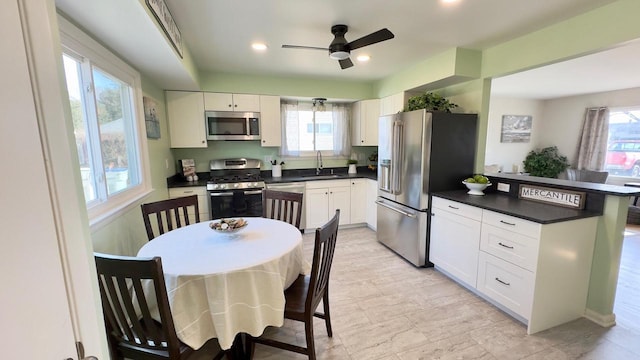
[584, 309, 616, 328]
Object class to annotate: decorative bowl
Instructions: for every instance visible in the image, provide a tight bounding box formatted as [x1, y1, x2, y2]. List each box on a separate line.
[209, 218, 248, 233]
[462, 181, 491, 196]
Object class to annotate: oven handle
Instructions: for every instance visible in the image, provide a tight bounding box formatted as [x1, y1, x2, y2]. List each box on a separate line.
[209, 189, 264, 197]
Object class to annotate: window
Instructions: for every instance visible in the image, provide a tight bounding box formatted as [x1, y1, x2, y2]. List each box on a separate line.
[604, 107, 640, 177]
[280, 102, 350, 157]
[59, 17, 150, 226]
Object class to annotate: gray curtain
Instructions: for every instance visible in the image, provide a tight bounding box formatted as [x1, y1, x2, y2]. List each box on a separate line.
[279, 102, 300, 157]
[576, 107, 609, 170]
[331, 104, 351, 157]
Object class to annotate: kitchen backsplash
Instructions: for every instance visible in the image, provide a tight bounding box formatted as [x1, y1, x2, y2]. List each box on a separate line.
[171, 141, 376, 173]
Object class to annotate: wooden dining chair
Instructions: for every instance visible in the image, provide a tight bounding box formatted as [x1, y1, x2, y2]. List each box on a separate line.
[251, 209, 340, 360]
[141, 195, 200, 240]
[94, 253, 225, 360]
[262, 189, 304, 230]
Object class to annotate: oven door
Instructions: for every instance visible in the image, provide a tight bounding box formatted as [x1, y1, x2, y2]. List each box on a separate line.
[209, 189, 263, 219]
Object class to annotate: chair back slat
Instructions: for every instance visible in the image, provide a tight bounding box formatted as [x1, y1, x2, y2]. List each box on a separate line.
[307, 209, 340, 310]
[262, 189, 304, 230]
[94, 253, 182, 358]
[141, 195, 200, 240]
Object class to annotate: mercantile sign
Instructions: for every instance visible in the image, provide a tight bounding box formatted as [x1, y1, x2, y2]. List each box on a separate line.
[519, 184, 585, 209]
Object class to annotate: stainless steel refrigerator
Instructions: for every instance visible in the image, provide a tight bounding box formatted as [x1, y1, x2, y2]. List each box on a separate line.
[376, 109, 477, 266]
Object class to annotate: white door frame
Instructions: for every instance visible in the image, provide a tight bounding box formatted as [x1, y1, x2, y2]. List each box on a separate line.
[1, 0, 108, 358]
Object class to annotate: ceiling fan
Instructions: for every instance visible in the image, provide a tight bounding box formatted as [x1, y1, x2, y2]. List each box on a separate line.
[282, 24, 394, 69]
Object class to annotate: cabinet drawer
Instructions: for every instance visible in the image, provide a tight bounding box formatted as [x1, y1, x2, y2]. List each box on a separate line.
[432, 197, 482, 221]
[477, 252, 534, 319]
[480, 223, 539, 272]
[482, 210, 540, 237]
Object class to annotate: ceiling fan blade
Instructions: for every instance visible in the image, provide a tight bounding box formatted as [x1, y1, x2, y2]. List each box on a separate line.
[347, 28, 394, 50]
[282, 45, 329, 51]
[339, 58, 354, 69]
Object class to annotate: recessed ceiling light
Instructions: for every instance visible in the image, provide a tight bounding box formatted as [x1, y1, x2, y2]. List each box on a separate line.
[252, 43, 267, 51]
[357, 55, 370, 62]
[441, 0, 460, 4]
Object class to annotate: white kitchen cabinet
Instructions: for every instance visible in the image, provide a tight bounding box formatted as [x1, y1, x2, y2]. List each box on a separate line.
[166, 91, 207, 148]
[168, 186, 210, 222]
[430, 195, 599, 334]
[349, 179, 367, 224]
[429, 197, 482, 288]
[365, 178, 377, 230]
[305, 180, 350, 229]
[259, 95, 281, 147]
[379, 92, 406, 116]
[351, 99, 380, 146]
[203, 92, 260, 112]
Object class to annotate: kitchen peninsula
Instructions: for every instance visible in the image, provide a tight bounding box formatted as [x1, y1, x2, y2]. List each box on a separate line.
[431, 173, 640, 334]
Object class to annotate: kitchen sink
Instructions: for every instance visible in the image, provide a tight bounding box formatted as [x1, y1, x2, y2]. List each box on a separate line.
[300, 174, 344, 180]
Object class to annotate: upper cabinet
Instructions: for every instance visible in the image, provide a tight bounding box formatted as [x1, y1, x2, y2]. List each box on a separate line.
[204, 92, 260, 112]
[166, 91, 207, 148]
[259, 95, 281, 147]
[351, 99, 380, 146]
[379, 92, 406, 116]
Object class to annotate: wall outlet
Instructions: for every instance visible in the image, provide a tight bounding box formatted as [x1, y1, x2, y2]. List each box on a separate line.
[165, 158, 169, 170]
[497, 182, 510, 192]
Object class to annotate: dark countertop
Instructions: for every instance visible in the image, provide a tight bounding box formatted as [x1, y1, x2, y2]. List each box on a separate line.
[433, 190, 602, 224]
[488, 173, 640, 196]
[263, 167, 377, 184]
[167, 167, 377, 188]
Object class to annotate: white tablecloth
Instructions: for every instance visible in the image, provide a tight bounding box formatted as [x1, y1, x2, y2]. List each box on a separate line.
[137, 217, 304, 350]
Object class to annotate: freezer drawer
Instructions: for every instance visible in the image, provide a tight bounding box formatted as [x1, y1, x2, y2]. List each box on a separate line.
[376, 197, 427, 266]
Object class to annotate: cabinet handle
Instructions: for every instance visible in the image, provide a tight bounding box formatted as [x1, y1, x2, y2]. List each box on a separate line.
[184, 190, 194, 194]
[447, 205, 459, 210]
[228, 104, 232, 107]
[262, 140, 266, 143]
[495, 277, 511, 286]
[500, 220, 516, 226]
[498, 242, 514, 249]
[234, 104, 237, 108]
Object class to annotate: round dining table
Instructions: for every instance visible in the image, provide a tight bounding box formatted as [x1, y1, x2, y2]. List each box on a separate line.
[136, 217, 305, 353]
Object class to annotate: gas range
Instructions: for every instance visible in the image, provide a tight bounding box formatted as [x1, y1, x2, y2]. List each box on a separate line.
[206, 158, 265, 191]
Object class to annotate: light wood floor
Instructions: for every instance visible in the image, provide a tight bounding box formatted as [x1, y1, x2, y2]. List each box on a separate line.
[197, 226, 640, 359]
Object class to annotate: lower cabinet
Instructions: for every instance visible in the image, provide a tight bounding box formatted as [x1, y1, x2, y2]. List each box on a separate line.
[429, 195, 598, 334]
[365, 179, 377, 230]
[429, 197, 482, 288]
[305, 180, 350, 229]
[168, 187, 210, 222]
[349, 179, 367, 224]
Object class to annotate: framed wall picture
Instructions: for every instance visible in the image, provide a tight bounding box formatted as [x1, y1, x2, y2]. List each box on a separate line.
[501, 115, 532, 143]
[143, 96, 161, 139]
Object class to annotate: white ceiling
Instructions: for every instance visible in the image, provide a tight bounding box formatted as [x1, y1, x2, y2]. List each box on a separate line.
[54, 0, 640, 98]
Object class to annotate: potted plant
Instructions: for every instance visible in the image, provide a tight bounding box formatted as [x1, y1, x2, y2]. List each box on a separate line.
[405, 92, 459, 112]
[347, 159, 358, 174]
[522, 146, 570, 178]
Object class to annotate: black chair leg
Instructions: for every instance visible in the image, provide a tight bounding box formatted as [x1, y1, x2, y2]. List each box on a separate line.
[323, 293, 333, 337]
[305, 317, 316, 360]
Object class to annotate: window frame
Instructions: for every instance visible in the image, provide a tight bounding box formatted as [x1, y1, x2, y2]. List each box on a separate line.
[59, 16, 152, 229]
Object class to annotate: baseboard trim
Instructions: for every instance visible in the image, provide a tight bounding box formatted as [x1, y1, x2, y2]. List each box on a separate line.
[584, 308, 616, 327]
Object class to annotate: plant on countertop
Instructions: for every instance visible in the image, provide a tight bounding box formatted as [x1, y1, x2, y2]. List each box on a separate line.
[405, 92, 458, 113]
[347, 159, 358, 165]
[523, 146, 569, 178]
[270, 159, 285, 166]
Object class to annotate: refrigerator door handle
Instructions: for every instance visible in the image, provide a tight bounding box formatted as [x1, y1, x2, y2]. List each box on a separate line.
[375, 200, 416, 218]
[391, 119, 404, 195]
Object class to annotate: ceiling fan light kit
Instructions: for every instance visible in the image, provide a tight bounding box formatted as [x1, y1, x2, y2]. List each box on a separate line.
[312, 98, 327, 112]
[282, 24, 394, 70]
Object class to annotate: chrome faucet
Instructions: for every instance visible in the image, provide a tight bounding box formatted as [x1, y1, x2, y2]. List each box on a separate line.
[316, 151, 323, 175]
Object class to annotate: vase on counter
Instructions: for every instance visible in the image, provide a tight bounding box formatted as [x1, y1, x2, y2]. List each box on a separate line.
[348, 164, 357, 174]
[272, 164, 282, 177]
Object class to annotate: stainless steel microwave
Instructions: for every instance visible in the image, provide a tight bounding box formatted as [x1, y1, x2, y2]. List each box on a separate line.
[205, 111, 260, 140]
